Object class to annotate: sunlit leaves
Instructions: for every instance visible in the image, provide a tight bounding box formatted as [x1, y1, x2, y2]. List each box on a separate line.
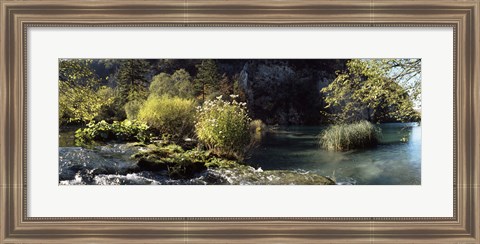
[59, 59, 113, 124]
[137, 95, 196, 140]
[321, 59, 420, 123]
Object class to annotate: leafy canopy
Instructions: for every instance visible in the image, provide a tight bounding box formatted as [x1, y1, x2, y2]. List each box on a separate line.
[321, 59, 420, 123]
[59, 59, 113, 124]
[149, 69, 194, 99]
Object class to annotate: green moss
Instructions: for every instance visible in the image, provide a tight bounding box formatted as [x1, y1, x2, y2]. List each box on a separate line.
[204, 157, 239, 169]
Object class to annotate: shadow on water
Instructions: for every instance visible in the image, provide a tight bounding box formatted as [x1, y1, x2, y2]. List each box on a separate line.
[246, 123, 421, 185]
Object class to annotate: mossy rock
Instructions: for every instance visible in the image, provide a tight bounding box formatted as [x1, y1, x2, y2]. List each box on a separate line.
[134, 144, 209, 179]
[265, 171, 336, 185]
[137, 157, 168, 171]
[132, 143, 336, 184]
[205, 167, 336, 185]
[167, 160, 207, 179]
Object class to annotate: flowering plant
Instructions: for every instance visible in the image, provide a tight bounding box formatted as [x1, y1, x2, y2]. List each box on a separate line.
[195, 95, 252, 160]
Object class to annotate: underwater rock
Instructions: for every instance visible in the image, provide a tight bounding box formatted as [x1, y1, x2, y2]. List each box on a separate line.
[204, 166, 335, 185]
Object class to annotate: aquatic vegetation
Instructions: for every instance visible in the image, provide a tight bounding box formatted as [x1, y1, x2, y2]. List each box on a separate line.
[137, 95, 196, 140]
[75, 120, 151, 144]
[319, 120, 381, 151]
[195, 95, 252, 160]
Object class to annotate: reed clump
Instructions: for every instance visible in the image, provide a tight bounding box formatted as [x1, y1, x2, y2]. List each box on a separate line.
[319, 121, 381, 151]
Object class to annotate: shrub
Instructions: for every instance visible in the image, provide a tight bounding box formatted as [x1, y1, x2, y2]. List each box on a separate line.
[250, 119, 266, 133]
[59, 84, 113, 125]
[250, 119, 267, 142]
[195, 95, 252, 160]
[137, 95, 196, 140]
[75, 120, 151, 144]
[124, 99, 144, 120]
[95, 86, 121, 122]
[319, 120, 381, 151]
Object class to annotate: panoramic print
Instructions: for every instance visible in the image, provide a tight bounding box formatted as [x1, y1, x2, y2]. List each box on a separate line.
[59, 59, 421, 185]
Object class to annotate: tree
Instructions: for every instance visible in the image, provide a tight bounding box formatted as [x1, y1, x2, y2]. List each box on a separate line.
[383, 59, 421, 107]
[149, 69, 194, 99]
[170, 69, 194, 98]
[218, 73, 233, 96]
[59, 59, 113, 124]
[321, 59, 420, 123]
[194, 60, 221, 102]
[116, 59, 151, 104]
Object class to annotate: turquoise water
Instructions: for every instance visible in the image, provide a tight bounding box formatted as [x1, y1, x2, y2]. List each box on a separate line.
[246, 123, 421, 185]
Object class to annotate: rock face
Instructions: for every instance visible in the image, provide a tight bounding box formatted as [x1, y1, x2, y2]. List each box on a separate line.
[231, 59, 345, 125]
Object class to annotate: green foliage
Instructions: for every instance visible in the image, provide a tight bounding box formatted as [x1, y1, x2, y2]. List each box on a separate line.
[116, 59, 150, 104]
[250, 119, 266, 133]
[137, 95, 196, 139]
[124, 99, 144, 120]
[59, 59, 113, 125]
[319, 121, 381, 151]
[59, 59, 97, 86]
[321, 59, 420, 123]
[194, 60, 221, 101]
[75, 120, 151, 144]
[149, 69, 194, 99]
[94, 86, 120, 121]
[250, 119, 267, 142]
[195, 95, 252, 160]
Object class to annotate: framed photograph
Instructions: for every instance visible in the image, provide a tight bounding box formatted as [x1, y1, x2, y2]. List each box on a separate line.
[1, 0, 479, 242]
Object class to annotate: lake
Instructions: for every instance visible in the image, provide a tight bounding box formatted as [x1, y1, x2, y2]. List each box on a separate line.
[246, 123, 421, 185]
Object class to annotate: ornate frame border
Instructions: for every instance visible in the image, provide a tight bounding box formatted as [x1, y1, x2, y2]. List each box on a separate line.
[1, 0, 478, 242]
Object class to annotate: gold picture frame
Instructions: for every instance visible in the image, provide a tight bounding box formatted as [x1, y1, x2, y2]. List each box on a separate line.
[1, 0, 479, 242]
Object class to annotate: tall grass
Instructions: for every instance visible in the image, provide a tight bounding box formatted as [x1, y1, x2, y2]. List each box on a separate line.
[319, 121, 381, 151]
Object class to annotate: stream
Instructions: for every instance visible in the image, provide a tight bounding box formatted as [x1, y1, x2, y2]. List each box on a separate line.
[59, 123, 420, 185]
